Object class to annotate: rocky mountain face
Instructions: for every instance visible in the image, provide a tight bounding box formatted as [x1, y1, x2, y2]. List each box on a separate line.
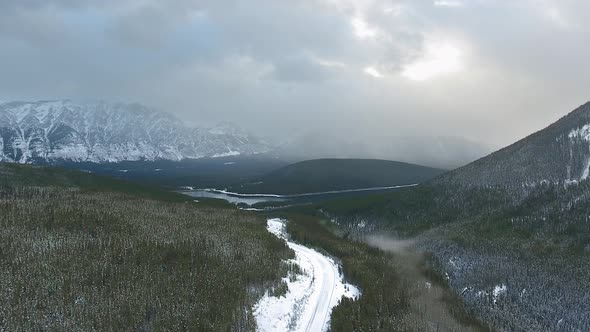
[437, 101, 590, 188]
[0, 100, 271, 164]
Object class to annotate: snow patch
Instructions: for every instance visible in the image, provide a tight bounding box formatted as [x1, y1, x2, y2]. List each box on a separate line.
[568, 124, 590, 141]
[493, 284, 507, 304]
[581, 157, 590, 180]
[212, 150, 241, 158]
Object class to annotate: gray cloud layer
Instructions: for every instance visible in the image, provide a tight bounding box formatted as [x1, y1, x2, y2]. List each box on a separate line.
[1, 0, 589, 164]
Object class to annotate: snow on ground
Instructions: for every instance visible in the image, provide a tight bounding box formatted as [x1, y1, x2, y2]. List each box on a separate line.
[493, 284, 507, 304]
[254, 218, 360, 332]
[212, 150, 241, 158]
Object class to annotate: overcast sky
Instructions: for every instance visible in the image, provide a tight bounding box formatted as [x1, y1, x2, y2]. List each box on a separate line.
[1, 0, 589, 153]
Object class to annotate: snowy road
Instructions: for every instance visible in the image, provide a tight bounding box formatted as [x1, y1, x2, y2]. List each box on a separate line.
[254, 218, 359, 332]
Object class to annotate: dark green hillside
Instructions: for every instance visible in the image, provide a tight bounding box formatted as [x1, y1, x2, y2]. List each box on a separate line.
[232, 158, 445, 194]
[0, 163, 292, 331]
[314, 182, 590, 331]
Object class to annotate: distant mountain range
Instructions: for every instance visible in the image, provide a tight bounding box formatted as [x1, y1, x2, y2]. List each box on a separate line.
[0, 100, 271, 164]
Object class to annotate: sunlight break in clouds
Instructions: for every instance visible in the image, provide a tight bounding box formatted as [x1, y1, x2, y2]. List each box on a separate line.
[351, 16, 379, 39]
[402, 42, 462, 81]
[364, 66, 384, 78]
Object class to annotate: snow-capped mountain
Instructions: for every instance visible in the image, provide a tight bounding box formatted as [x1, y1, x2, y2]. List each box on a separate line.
[0, 100, 271, 164]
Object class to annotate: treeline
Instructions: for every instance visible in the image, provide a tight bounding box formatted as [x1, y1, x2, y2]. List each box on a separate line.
[0, 164, 292, 331]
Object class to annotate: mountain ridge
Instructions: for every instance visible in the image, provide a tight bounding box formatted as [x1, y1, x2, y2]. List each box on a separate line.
[435, 101, 590, 188]
[0, 100, 271, 164]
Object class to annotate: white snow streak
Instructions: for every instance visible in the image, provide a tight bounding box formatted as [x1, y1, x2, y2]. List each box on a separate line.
[568, 124, 590, 141]
[581, 157, 590, 180]
[254, 218, 360, 332]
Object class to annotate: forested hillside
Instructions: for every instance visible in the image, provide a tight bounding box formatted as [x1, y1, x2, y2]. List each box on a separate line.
[304, 103, 590, 331]
[317, 182, 590, 331]
[232, 158, 444, 194]
[437, 101, 590, 188]
[0, 163, 292, 331]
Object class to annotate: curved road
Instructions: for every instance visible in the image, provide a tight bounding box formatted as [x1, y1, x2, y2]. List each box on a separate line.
[287, 240, 339, 332]
[257, 218, 358, 332]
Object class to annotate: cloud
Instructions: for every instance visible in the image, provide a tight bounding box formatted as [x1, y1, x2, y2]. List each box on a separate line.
[433, 1, 463, 8]
[269, 54, 342, 83]
[402, 41, 463, 81]
[0, 0, 589, 165]
[543, 7, 572, 29]
[364, 66, 384, 78]
[351, 16, 380, 39]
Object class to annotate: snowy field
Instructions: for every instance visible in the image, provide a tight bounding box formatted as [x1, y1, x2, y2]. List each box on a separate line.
[254, 218, 360, 332]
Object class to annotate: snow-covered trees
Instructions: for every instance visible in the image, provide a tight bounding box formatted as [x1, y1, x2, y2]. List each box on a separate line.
[0, 164, 292, 331]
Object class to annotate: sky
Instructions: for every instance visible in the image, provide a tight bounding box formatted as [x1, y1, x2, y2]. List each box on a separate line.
[1, 0, 590, 165]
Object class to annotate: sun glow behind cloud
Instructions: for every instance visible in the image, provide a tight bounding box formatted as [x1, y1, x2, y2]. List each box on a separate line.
[351, 16, 379, 39]
[364, 66, 384, 78]
[401, 42, 462, 81]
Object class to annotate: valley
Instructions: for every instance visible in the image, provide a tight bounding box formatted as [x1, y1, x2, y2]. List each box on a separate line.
[0, 159, 487, 331]
[2, 102, 590, 331]
[4, 1, 590, 330]
[226, 159, 444, 195]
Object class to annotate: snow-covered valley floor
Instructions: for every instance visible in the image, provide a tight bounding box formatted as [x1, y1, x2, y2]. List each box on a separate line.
[254, 218, 360, 332]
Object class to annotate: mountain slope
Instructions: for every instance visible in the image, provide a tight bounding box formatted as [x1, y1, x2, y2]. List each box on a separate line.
[437, 101, 590, 188]
[0, 100, 270, 164]
[231, 158, 445, 194]
[299, 102, 590, 331]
